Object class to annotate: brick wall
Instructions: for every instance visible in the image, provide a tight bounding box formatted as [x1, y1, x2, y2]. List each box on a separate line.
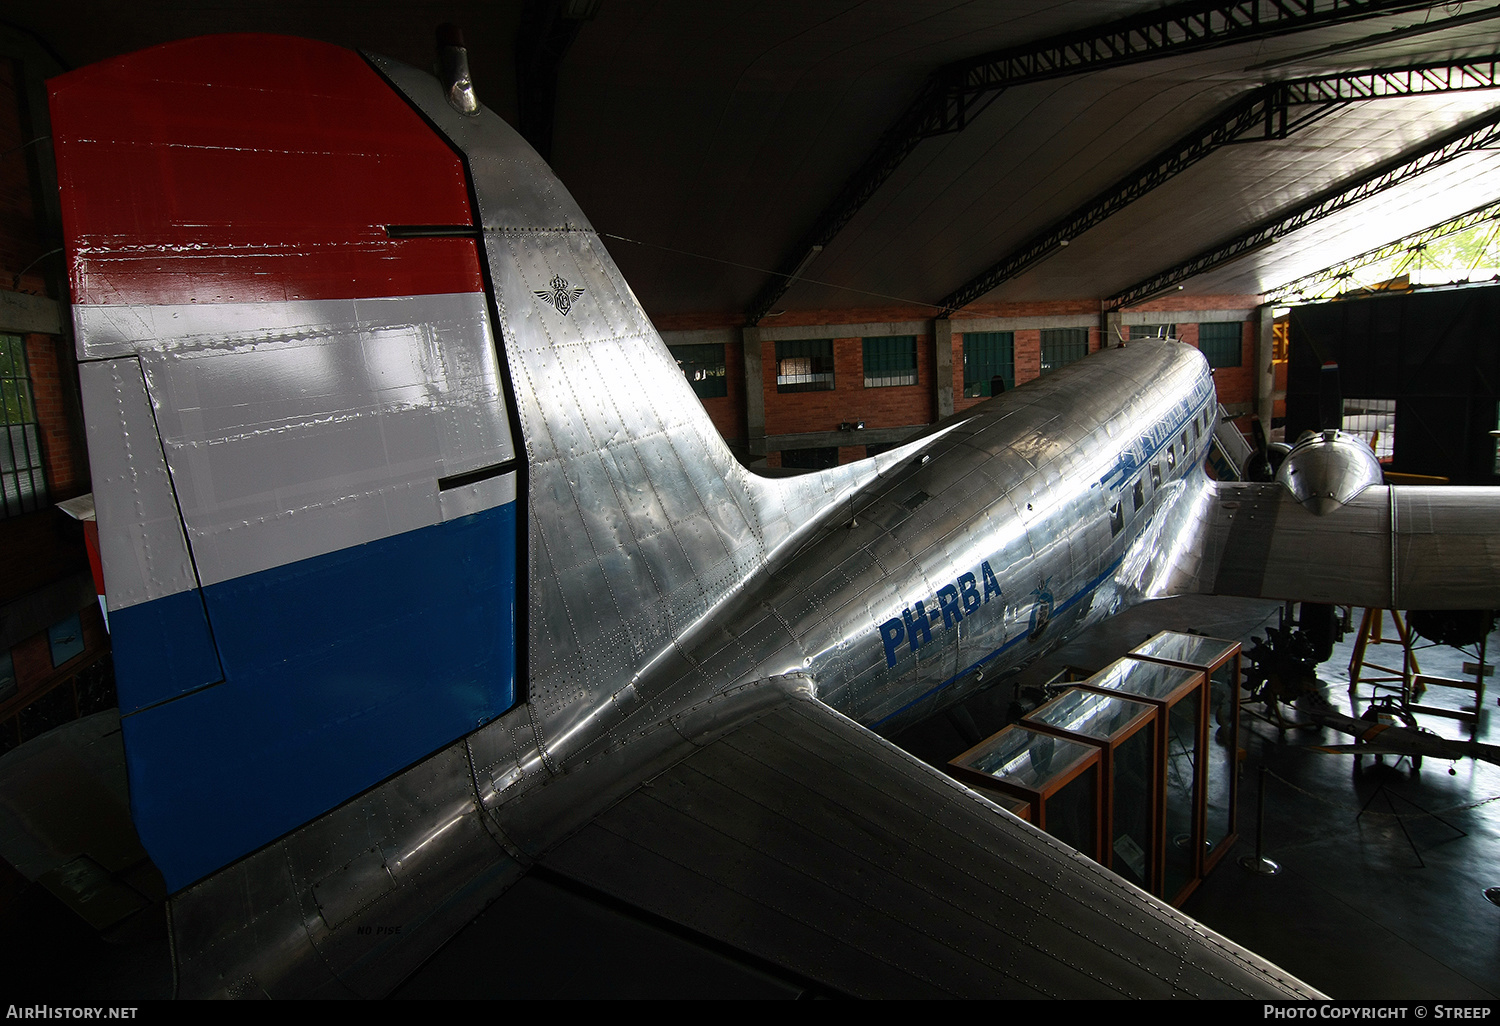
[23, 333, 84, 500]
[760, 334, 936, 437]
[663, 303, 1268, 456]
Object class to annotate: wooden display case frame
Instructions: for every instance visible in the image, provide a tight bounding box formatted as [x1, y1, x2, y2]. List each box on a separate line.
[948, 723, 1104, 862]
[1129, 632, 1242, 878]
[1022, 689, 1160, 894]
[1075, 660, 1205, 906]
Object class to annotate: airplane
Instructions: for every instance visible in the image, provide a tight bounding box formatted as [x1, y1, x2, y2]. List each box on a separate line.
[21, 30, 1500, 1000]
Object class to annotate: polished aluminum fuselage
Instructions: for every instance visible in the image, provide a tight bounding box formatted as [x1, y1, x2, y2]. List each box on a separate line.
[637, 340, 1221, 740]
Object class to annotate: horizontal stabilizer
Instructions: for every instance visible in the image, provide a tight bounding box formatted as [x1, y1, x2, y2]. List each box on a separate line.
[542, 690, 1319, 998]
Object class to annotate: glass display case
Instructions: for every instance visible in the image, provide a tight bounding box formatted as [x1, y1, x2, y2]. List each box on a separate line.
[1022, 688, 1158, 893]
[948, 724, 1102, 860]
[1129, 631, 1242, 876]
[969, 786, 1033, 822]
[1075, 657, 1204, 905]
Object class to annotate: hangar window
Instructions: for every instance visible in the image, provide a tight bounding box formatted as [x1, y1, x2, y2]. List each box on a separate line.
[962, 332, 1014, 396]
[1343, 398, 1395, 462]
[1197, 322, 1243, 368]
[779, 446, 839, 470]
[1133, 478, 1144, 511]
[1151, 462, 1161, 488]
[1110, 501, 1123, 536]
[776, 339, 835, 393]
[1131, 323, 1177, 340]
[1166, 445, 1176, 470]
[1040, 328, 1089, 375]
[0, 334, 47, 520]
[863, 336, 918, 388]
[668, 343, 728, 399]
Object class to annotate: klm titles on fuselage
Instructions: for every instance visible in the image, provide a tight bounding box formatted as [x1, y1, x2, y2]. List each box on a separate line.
[879, 561, 1002, 667]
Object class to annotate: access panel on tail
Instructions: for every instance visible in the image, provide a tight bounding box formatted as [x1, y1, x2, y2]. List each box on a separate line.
[51, 36, 520, 890]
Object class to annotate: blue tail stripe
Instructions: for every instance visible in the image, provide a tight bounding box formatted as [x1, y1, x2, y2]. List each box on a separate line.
[109, 588, 224, 713]
[119, 502, 518, 890]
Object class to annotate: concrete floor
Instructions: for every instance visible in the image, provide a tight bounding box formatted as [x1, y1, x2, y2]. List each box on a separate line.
[1187, 608, 1500, 1001]
[893, 595, 1500, 1001]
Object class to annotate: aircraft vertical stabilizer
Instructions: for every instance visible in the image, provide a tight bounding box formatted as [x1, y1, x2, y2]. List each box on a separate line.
[51, 37, 522, 889]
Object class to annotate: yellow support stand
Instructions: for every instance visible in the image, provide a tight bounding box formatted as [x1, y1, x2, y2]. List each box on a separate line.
[1347, 608, 1422, 719]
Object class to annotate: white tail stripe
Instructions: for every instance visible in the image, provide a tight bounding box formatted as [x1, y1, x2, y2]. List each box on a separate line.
[74, 291, 515, 590]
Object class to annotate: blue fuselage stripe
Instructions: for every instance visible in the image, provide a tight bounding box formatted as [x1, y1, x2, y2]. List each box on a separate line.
[870, 554, 1124, 730]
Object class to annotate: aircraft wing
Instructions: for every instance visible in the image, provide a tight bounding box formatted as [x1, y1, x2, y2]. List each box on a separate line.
[1187, 483, 1500, 609]
[540, 687, 1319, 999]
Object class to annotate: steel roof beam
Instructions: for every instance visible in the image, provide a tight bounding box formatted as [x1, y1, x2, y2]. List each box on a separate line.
[744, 0, 1452, 325]
[1107, 106, 1500, 308]
[1265, 196, 1500, 302]
[938, 55, 1500, 315]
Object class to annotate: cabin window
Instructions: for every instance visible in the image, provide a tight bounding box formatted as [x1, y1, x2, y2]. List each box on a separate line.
[776, 339, 835, 392]
[1151, 462, 1161, 488]
[668, 343, 728, 399]
[1192, 419, 1200, 443]
[1133, 479, 1145, 511]
[1166, 445, 1176, 470]
[863, 336, 918, 388]
[1109, 501, 1124, 536]
[962, 332, 1015, 396]
[0, 334, 46, 520]
[1197, 322, 1243, 368]
[1039, 328, 1089, 375]
[1181, 431, 1190, 453]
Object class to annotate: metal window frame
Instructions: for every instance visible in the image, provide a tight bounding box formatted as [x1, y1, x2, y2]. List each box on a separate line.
[1344, 396, 1396, 460]
[962, 331, 1016, 396]
[668, 342, 729, 399]
[1040, 327, 1090, 374]
[862, 335, 918, 388]
[1197, 321, 1244, 368]
[775, 339, 836, 393]
[0, 333, 47, 519]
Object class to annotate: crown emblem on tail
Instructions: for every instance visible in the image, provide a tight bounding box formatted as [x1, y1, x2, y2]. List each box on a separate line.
[534, 274, 586, 315]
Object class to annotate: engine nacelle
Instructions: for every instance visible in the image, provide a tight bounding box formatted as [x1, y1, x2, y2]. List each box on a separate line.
[1275, 429, 1384, 515]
